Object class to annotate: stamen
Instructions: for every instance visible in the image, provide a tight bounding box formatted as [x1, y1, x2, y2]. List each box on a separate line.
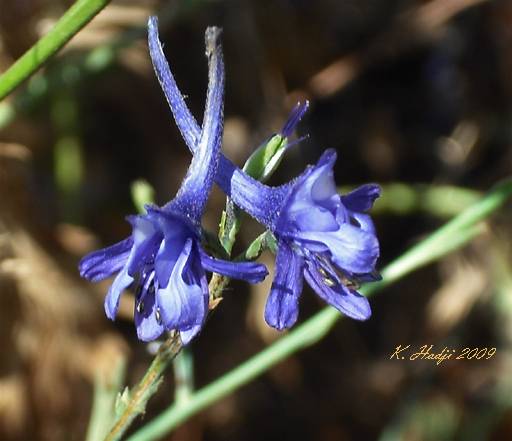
[155, 307, 162, 324]
[315, 253, 361, 289]
[341, 276, 360, 290]
[323, 276, 336, 287]
[318, 267, 337, 287]
[136, 301, 145, 313]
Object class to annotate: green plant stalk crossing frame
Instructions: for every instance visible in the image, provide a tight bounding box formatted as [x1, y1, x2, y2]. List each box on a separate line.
[103, 128, 297, 440]
[126, 179, 512, 441]
[105, 335, 182, 441]
[86, 357, 126, 441]
[0, 0, 112, 101]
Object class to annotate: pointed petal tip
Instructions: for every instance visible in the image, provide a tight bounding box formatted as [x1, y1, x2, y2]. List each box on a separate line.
[341, 183, 382, 213]
[78, 238, 132, 282]
[281, 100, 310, 138]
[349, 302, 372, 321]
[264, 290, 299, 330]
[199, 247, 269, 283]
[318, 148, 337, 165]
[337, 290, 372, 321]
[78, 256, 90, 278]
[304, 262, 373, 322]
[230, 262, 269, 283]
[104, 269, 134, 321]
[361, 183, 382, 202]
[104, 300, 117, 321]
[264, 242, 304, 330]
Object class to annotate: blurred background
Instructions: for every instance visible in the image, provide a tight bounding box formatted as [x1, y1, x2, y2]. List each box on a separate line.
[1, 0, 512, 440]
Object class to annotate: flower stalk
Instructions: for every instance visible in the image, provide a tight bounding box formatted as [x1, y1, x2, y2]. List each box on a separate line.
[0, 0, 112, 101]
[104, 334, 181, 441]
[126, 178, 512, 441]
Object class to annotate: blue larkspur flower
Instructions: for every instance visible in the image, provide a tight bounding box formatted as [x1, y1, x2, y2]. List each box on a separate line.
[262, 151, 380, 328]
[79, 25, 268, 344]
[148, 16, 380, 330]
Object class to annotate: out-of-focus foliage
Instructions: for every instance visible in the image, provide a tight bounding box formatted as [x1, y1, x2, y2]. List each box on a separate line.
[1, 0, 512, 440]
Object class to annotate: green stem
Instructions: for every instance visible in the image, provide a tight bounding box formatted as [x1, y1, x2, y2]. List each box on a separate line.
[0, 0, 202, 130]
[103, 263, 235, 441]
[127, 179, 512, 441]
[366, 183, 482, 218]
[173, 349, 194, 405]
[0, 0, 112, 101]
[104, 334, 182, 441]
[86, 357, 126, 441]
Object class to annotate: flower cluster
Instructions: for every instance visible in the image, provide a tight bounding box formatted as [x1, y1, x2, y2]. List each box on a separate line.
[80, 25, 267, 344]
[79, 16, 381, 344]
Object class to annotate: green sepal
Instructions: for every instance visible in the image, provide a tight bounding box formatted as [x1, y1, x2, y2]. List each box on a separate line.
[242, 133, 287, 183]
[244, 231, 277, 260]
[114, 387, 132, 419]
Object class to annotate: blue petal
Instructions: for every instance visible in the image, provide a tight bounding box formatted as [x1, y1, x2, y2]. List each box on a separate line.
[127, 234, 162, 277]
[180, 324, 203, 345]
[148, 16, 291, 230]
[104, 268, 134, 320]
[281, 101, 310, 138]
[217, 158, 292, 229]
[309, 151, 339, 203]
[199, 247, 268, 283]
[279, 150, 349, 234]
[341, 184, 381, 212]
[349, 212, 376, 235]
[79, 237, 133, 282]
[156, 239, 208, 334]
[148, 16, 200, 148]
[125, 215, 161, 276]
[264, 242, 304, 330]
[170, 26, 225, 222]
[148, 209, 192, 288]
[304, 261, 371, 320]
[154, 239, 183, 289]
[135, 295, 164, 342]
[289, 206, 339, 234]
[134, 273, 165, 341]
[283, 150, 337, 214]
[297, 223, 379, 274]
[127, 214, 158, 243]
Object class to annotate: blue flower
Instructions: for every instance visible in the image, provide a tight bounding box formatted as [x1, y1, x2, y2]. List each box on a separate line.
[79, 25, 268, 344]
[148, 16, 307, 225]
[263, 150, 380, 329]
[148, 16, 380, 330]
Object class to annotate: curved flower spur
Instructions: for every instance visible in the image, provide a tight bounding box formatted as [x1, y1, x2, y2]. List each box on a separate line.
[149, 16, 381, 331]
[79, 26, 268, 344]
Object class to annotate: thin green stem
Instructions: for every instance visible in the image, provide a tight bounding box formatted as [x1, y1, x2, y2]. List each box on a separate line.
[173, 349, 194, 405]
[104, 334, 182, 441]
[365, 183, 482, 218]
[127, 179, 512, 441]
[0, 0, 112, 101]
[86, 357, 126, 441]
[0, 0, 202, 130]
[103, 257, 236, 441]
